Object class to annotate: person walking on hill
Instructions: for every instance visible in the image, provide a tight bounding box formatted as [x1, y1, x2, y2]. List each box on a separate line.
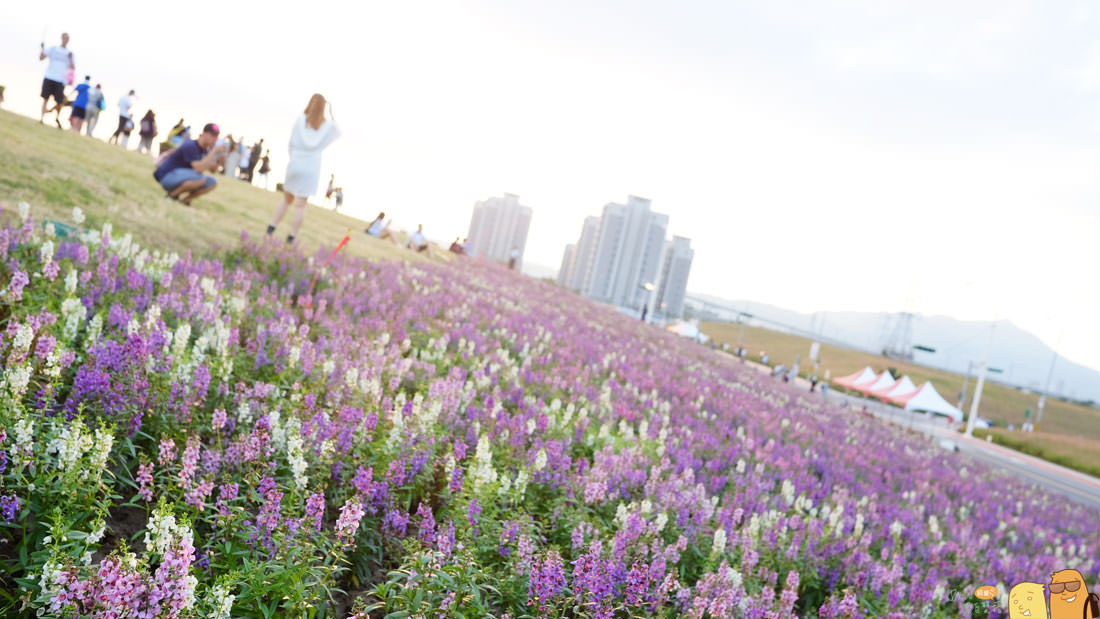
[238, 146, 250, 179]
[257, 149, 271, 189]
[222, 135, 241, 176]
[153, 123, 227, 205]
[136, 110, 158, 155]
[68, 75, 92, 132]
[109, 90, 136, 147]
[39, 33, 74, 124]
[266, 94, 340, 244]
[84, 83, 104, 136]
[245, 139, 263, 182]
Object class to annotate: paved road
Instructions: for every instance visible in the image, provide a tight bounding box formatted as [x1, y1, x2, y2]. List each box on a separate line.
[726, 353, 1100, 510]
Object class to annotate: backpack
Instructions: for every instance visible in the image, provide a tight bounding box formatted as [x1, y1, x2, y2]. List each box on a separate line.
[1085, 592, 1100, 619]
[98, 96, 105, 111]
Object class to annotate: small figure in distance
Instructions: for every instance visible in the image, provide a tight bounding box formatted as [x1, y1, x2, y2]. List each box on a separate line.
[136, 110, 158, 155]
[364, 212, 398, 244]
[406, 224, 432, 257]
[508, 245, 520, 270]
[257, 149, 271, 189]
[152, 123, 226, 206]
[237, 142, 251, 179]
[448, 237, 466, 255]
[333, 187, 344, 212]
[85, 83, 104, 137]
[109, 89, 136, 147]
[222, 135, 240, 175]
[325, 174, 336, 201]
[245, 139, 264, 182]
[68, 75, 92, 133]
[266, 93, 340, 244]
[39, 33, 74, 125]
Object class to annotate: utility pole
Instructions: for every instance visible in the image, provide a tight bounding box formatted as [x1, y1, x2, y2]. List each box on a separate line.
[957, 361, 973, 410]
[965, 324, 996, 438]
[1035, 343, 1060, 430]
[735, 312, 752, 359]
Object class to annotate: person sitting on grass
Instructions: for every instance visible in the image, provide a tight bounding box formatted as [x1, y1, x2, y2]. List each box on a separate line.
[152, 123, 227, 206]
[406, 224, 432, 257]
[365, 212, 398, 244]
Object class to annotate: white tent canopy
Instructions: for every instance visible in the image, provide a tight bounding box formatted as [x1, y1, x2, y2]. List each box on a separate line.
[881, 375, 918, 400]
[903, 382, 964, 422]
[859, 371, 897, 394]
[851, 367, 878, 387]
[834, 366, 877, 389]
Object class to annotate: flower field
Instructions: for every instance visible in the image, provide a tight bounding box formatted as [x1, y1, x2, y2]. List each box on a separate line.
[0, 204, 1097, 618]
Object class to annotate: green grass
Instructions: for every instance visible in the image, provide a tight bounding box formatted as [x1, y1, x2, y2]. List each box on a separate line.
[973, 429, 1100, 479]
[702, 320, 1100, 478]
[0, 108, 447, 263]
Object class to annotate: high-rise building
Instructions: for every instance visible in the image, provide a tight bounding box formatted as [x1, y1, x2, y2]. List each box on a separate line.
[558, 216, 601, 292]
[557, 244, 576, 287]
[466, 193, 532, 267]
[655, 235, 694, 318]
[561, 195, 673, 310]
[570, 216, 602, 292]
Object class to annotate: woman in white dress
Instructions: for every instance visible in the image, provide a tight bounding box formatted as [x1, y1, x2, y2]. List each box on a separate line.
[222, 136, 241, 177]
[266, 93, 340, 243]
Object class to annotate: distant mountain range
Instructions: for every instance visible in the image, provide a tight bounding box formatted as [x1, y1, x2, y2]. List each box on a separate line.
[686, 293, 1100, 404]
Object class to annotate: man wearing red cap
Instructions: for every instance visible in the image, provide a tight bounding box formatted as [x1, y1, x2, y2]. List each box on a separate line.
[153, 123, 227, 205]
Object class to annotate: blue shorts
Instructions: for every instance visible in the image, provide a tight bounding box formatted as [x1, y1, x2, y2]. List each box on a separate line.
[159, 168, 216, 192]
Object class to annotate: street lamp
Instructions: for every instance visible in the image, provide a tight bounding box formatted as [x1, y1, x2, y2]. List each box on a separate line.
[965, 324, 997, 438]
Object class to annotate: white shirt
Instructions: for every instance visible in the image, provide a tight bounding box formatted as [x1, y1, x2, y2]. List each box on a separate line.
[118, 95, 134, 118]
[367, 219, 385, 236]
[408, 230, 426, 247]
[43, 46, 72, 83]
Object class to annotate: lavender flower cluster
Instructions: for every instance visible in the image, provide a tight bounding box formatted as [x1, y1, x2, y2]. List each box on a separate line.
[0, 202, 1096, 618]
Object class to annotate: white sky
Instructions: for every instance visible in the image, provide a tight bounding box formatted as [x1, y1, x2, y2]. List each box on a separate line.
[2, 0, 1099, 372]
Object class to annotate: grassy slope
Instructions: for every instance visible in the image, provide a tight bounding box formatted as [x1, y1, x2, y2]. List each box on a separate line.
[0, 109, 446, 263]
[701, 321, 1100, 474]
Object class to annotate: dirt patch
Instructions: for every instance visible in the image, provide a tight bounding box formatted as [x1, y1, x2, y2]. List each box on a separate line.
[97, 503, 148, 560]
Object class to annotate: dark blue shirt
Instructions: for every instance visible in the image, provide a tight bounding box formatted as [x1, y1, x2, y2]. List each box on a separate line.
[154, 140, 207, 181]
[72, 83, 90, 109]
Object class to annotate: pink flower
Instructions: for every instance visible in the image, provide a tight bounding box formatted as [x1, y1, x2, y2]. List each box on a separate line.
[335, 498, 365, 545]
[136, 462, 154, 502]
[158, 438, 177, 466]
